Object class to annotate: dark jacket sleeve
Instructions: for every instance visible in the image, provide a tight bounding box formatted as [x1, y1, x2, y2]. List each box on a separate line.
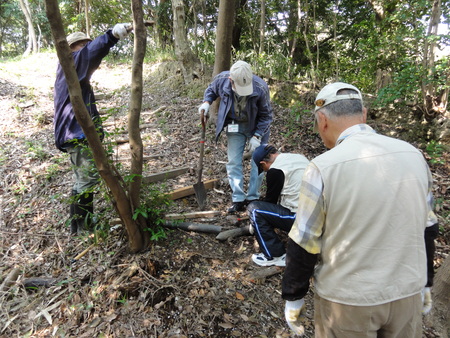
[425, 223, 439, 287]
[282, 239, 318, 301]
[53, 30, 118, 151]
[252, 76, 272, 138]
[264, 168, 284, 204]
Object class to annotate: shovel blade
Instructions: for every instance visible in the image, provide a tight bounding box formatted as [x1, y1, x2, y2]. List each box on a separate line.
[193, 182, 207, 210]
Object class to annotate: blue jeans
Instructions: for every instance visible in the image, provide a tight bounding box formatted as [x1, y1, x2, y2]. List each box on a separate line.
[226, 122, 269, 202]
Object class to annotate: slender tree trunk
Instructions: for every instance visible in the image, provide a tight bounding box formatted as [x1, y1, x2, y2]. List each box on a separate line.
[84, 0, 91, 37]
[172, 0, 200, 83]
[192, 0, 198, 55]
[202, 0, 207, 43]
[129, 0, 150, 248]
[19, 0, 37, 56]
[213, 0, 235, 76]
[155, 0, 166, 48]
[232, 0, 246, 52]
[259, 0, 265, 55]
[422, 0, 442, 118]
[367, 0, 385, 22]
[287, 0, 299, 61]
[299, 0, 316, 86]
[333, 2, 339, 80]
[45, 0, 145, 253]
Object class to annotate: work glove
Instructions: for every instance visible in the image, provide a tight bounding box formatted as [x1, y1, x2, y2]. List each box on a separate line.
[285, 299, 306, 335]
[198, 102, 210, 118]
[247, 135, 261, 153]
[421, 287, 432, 315]
[112, 23, 132, 39]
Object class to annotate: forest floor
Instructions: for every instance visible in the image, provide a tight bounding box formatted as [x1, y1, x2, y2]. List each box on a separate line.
[0, 52, 449, 337]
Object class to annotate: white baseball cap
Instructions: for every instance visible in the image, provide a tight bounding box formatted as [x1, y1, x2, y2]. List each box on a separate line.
[313, 82, 362, 131]
[67, 32, 92, 47]
[314, 82, 362, 112]
[230, 61, 253, 96]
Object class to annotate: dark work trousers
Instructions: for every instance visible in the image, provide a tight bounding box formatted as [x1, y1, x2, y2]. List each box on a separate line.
[247, 201, 296, 258]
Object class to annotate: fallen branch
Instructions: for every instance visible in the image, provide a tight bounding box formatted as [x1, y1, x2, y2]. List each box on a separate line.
[113, 137, 129, 144]
[143, 167, 191, 184]
[113, 155, 163, 162]
[0, 266, 21, 292]
[141, 106, 167, 116]
[22, 277, 58, 289]
[216, 225, 251, 241]
[163, 222, 222, 234]
[71, 243, 96, 264]
[246, 266, 283, 284]
[165, 210, 221, 220]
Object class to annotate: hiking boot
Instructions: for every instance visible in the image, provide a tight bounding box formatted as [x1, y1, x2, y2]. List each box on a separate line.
[227, 201, 246, 214]
[252, 253, 286, 267]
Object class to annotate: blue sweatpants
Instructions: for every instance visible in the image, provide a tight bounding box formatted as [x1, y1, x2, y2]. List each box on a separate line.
[247, 200, 295, 258]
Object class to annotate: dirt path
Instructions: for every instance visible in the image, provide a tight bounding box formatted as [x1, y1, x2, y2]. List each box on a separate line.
[0, 52, 448, 337]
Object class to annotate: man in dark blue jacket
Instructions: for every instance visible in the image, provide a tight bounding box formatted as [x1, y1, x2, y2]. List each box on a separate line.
[54, 24, 131, 234]
[198, 61, 273, 213]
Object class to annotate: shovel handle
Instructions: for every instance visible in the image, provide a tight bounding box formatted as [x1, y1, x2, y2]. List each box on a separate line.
[201, 114, 208, 129]
[197, 115, 207, 183]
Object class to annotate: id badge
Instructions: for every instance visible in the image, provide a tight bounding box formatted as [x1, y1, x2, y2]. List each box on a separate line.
[228, 123, 239, 133]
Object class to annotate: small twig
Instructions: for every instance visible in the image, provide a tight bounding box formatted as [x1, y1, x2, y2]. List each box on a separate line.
[0, 266, 21, 292]
[71, 243, 96, 264]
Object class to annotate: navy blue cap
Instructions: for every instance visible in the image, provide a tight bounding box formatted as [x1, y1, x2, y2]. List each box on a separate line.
[253, 144, 276, 174]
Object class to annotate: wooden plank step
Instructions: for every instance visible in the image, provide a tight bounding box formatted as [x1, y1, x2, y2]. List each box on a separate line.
[166, 179, 219, 200]
[143, 167, 191, 184]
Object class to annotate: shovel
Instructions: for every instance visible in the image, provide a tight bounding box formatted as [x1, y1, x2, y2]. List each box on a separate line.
[194, 115, 208, 210]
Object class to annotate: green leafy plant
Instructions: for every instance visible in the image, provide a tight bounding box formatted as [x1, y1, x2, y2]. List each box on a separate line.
[146, 225, 168, 241]
[426, 141, 445, 165]
[125, 173, 143, 184]
[116, 294, 127, 305]
[133, 204, 149, 220]
[25, 140, 49, 160]
[139, 184, 173, 241]
[45, 163, 62, 180]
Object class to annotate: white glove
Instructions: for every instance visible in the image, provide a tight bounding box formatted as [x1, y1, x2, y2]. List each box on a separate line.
[198, 102, 210, 118]
[285, 299, 306, 335]
[247, 136, 261, 153]
[421, 287, 432, 315]
[112, 23, 132, 39]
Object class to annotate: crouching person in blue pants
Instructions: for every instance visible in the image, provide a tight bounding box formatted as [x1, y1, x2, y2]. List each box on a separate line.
[247, 145, 309, 266]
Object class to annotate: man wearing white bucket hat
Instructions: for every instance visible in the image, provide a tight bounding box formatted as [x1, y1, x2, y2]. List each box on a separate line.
[53, 23, 131, 235]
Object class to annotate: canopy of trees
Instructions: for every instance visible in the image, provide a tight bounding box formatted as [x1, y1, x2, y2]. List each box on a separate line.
[1, 0, 448, 108]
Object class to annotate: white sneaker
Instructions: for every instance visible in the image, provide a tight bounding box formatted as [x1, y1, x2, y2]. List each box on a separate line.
[252, 253, 286, 267]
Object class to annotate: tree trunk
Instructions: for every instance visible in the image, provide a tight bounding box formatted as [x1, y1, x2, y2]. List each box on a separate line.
[84, 0, 91, 37]
[19, 0, 37, 56]
[421, 0, 442, 119]
[213, 0, 236, 76]
[129, 0, 150, 248]
[172, 0, 200, 84]
[232, 0, 246, 52]
[430, 254, 450, 336]
[154, 0, 168, 48]
[299, 0, 317, 86]
[44, 0, 145, 253]
[367, 0, 386, 22]
[258, 0, 265, 55]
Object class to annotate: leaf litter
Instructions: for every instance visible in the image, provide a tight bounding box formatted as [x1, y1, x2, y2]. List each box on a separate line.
[0, 53, 448, 337]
